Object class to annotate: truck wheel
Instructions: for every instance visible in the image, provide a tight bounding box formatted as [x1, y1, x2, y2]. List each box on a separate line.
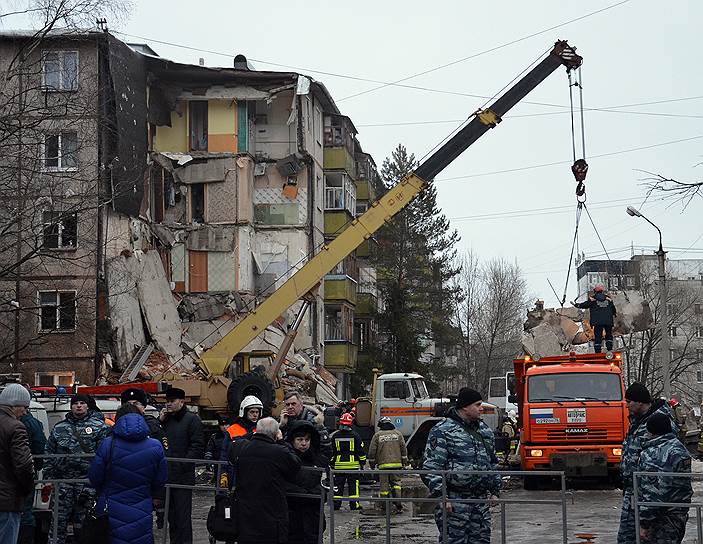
[227, 368, 276, 415]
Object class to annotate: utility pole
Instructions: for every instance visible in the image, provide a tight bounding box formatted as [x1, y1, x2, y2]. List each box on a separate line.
[626, 206, 670, 398]
[657, 244, 671, 399]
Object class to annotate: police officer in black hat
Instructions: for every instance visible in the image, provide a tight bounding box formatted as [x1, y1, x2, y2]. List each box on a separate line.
[159, 387, 204, 544]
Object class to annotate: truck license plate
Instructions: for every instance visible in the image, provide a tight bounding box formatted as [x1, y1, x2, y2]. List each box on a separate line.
[567, 408, 586, 423]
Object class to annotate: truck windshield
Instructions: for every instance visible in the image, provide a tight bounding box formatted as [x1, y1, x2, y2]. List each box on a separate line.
[528, 373, 622, 402]
[412, 379, 429, 398]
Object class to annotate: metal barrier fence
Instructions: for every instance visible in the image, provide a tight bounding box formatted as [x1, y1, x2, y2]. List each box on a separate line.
[328, 468, 571, 544]
[633, 470, 703, 544]
[34, 454, 571, 544]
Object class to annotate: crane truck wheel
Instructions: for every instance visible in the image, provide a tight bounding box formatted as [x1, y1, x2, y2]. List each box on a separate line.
[227, 369, 276, 416]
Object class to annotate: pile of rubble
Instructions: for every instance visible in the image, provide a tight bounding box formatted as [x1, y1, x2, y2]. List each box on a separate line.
[105, 249, 339, 406]
[522, 292, 653, 358]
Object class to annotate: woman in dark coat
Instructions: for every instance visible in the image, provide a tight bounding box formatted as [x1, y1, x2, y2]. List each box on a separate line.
[88, 404, 168, 544]
[285, 420, 327, 544]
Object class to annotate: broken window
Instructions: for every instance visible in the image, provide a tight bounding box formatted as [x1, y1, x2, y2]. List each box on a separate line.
[189, 101, 208, 151]
[43, 132, 78, 170]
[39, 290, 76, 331]
[324, 304, 354, 342]
[150, 168, 164, 222]
[42, 211, 77, 249]
[324, 173, 356, 214]
[254, 203, 299, 225]
[42, 50, 78, 91]
[190, 183, 206, 223]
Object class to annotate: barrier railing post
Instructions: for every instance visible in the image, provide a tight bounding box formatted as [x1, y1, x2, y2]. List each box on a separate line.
[385, 488, 391, 543]
[500, 501, 507, 544]
[697, 505, 702, 544]
[317, 469, 325, 544]
[161, 485, 170, 544]
[560, 473, 568, 544]
[633, 473, 641, 544]
[52, 481, 60, 544]
[441, 471, 448, 544]
[328, 468, 336, 544]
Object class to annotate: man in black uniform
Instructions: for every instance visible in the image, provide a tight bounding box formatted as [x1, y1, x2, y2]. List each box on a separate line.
[160, 387, 204, 544]
[573, 283, 617, 353]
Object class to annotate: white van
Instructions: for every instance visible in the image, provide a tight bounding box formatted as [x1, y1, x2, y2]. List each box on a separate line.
[39, 397, 160, 429]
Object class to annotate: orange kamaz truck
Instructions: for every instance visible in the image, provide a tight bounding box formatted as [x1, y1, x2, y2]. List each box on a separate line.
[512, 352, 628, 488]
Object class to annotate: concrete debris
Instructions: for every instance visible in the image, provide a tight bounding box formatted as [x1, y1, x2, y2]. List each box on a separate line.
[151, 224, 176, 247]
[185, 225, 235, 252]
[522, 290, 655, 358]
[107, 250, 195, 371]
[183, 318, 237, 351]
[178, 294, 227, 322]
[105, 255, 147, 367]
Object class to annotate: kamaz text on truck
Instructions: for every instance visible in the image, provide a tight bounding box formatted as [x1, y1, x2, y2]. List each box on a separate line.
[512, 352, 628, 488]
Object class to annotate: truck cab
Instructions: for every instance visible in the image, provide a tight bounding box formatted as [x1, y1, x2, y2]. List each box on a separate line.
[514, 352, 628, 486]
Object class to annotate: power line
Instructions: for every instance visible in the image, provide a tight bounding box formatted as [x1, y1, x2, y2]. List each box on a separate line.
[356, 106, 703, 127]
[114, 1, 635, 110]
[337, 0, 632, 101]
[435, 134, 703, 183]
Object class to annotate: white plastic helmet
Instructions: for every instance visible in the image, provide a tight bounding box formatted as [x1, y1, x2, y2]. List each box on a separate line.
[238, 395, 263, 418]
[508, 410, 517, 420]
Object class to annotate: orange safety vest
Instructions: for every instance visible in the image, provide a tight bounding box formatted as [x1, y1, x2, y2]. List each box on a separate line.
[227, 422, 255, 439]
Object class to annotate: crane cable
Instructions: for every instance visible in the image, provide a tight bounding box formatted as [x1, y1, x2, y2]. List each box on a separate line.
[559, 67, 588, 307]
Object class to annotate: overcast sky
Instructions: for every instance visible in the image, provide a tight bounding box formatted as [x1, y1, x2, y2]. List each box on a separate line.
[7, 0, 702, 306]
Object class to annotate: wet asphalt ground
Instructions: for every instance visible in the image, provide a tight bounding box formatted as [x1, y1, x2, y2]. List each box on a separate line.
[181, 462, 703, 543]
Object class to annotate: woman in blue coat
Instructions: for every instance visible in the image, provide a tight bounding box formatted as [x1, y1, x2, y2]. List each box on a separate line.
[89, 404, 168, 544]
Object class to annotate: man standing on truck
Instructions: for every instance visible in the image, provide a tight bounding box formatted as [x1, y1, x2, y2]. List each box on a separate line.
[44, 394, 109, 544]
[367, 416, 408, 513]
[637, 413, 692, 544]
[422, 388, 500, 544]
[618, 382, 675, 544]
[572, 283, 617, 353]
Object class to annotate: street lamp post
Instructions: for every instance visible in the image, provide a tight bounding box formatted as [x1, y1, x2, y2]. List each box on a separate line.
[626, 206, 671, 399]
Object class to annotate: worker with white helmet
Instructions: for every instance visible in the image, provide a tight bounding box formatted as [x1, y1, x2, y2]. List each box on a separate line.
[367, 416, 408, 513]
[227, 395, 263, 440]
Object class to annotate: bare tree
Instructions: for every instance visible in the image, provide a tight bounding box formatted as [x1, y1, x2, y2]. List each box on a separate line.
[0, 0, 130, 371]
[620, 264, 702, 400]
[639, 168, 703, 209]
[452, 254, 529, 394]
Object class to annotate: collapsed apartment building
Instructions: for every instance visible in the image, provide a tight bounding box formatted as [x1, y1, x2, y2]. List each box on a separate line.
[0, 30, 383, 399]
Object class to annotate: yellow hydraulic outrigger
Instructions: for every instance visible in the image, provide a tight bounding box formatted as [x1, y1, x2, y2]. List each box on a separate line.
[199, 40, 583, 379]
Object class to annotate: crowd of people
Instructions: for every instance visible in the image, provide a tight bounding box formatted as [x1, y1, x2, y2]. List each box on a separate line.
[0, 378, 697, 544]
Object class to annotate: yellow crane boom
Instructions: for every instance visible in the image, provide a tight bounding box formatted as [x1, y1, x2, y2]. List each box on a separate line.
[199, 40, 583, 377]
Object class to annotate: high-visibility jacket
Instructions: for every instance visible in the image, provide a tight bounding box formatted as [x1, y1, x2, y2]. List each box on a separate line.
[330, 428, 366, 469]
[367, 429, 408, 469]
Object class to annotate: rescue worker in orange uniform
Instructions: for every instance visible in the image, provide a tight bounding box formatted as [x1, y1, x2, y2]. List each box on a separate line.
[330, 412, 366, 510]
[218, 396, 262, 489]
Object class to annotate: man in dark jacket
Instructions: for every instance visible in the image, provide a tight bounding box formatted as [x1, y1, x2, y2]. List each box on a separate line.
[618, 382, 676, 544]
[160, 387, 204, 544]
[637, 413, 692, 544]
[18, 402, 47, 544]
[0, 384, 35, 544]
[280, 392, 332, 467]
[230, 417, 301, 544]
[572, 283, 617, 353]
[285, 420, 326, 544]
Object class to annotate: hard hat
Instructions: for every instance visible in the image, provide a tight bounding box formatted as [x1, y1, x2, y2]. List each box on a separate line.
[668, 398, 680, 408]
[339, 412, 353, 427]
[508, 410, 517, 419]
[593, 283, 605, 292]
[238, 395, 263, 418]
[379, 416, 392, 426]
